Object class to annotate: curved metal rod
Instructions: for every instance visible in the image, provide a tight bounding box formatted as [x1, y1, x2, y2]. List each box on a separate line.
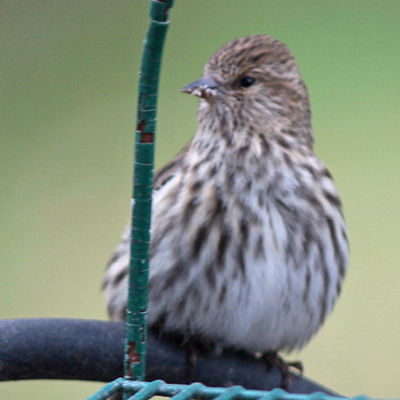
[0, 318, 337, 395]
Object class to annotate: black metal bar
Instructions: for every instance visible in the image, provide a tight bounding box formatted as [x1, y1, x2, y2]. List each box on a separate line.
[0, 318, 337, 395]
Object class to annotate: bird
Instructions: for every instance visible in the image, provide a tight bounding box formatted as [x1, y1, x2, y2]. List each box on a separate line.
[103, 34, 349, 386]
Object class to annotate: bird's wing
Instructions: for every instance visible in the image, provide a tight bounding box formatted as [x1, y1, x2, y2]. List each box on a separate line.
[153, 140, 191, 191]
[103, 139, 192, 319]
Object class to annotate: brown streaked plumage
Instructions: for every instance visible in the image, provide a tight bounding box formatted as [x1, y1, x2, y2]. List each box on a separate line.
[103, 35, 349, 382]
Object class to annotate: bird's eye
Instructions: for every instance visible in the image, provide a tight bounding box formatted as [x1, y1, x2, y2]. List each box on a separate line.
[239, 76, 256, 88]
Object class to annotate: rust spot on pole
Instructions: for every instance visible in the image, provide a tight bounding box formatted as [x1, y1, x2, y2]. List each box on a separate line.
[127, 342, 141, 378]
[141, 132, 154, 143]
[137, 120, 154, 143]
[137, 119, 145, 132]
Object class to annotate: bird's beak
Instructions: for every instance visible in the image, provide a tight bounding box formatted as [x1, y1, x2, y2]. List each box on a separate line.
[180, 75, 220, 99]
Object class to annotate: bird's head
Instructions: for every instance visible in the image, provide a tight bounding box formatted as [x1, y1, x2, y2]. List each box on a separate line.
[181, 35, 313, 145]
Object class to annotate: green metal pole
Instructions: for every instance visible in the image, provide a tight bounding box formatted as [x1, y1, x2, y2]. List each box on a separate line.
[125, 0, 174, 382]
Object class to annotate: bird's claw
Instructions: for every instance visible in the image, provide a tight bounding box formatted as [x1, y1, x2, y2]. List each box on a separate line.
[263, 352, 303, 390]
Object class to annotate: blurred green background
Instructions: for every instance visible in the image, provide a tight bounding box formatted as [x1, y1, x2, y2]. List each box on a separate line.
[1, 0, 399, 398]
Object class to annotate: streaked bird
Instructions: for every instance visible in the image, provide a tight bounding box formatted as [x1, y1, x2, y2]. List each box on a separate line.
[103, 34, 349, 386]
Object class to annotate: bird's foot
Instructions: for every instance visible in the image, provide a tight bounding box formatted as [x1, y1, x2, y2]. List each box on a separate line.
[185, 339, 198, 378]
[262, 352, 303, 390]
[182, 336, 216, 382]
